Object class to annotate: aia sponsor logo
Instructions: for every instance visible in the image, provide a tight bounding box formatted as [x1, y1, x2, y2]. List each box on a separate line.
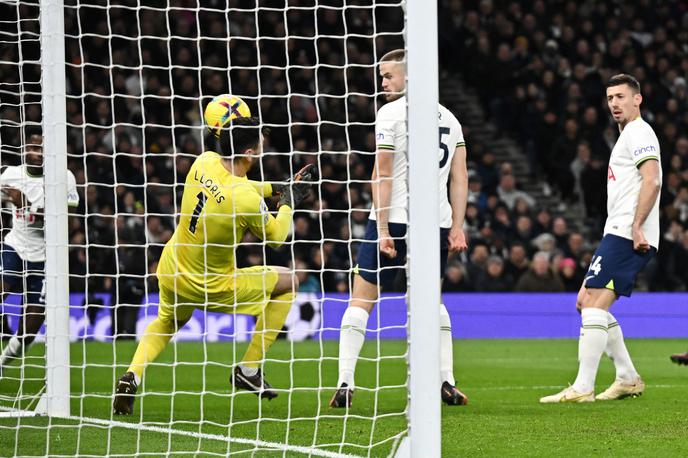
[608, 166, 616, 181]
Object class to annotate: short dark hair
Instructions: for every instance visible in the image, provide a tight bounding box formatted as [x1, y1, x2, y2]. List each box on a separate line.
[219, 116, 262, 157]
[606, 74, 641, 94]
[380, 49, 405, 64]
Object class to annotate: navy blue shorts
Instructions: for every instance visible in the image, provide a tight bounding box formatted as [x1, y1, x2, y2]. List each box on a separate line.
[584, 234, 655, 297]
[0, 243, 45, 306]
[354, 219, 449, 290]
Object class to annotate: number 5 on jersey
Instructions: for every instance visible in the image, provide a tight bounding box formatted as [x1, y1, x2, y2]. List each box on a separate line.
[439, 127, 450, 168]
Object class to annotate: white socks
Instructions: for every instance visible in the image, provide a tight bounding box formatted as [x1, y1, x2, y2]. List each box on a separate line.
[0, 336, 23, 367]
[336, 307, 369, 388]
[440, 304, 455, 386]
[572, 308, 608, 393]
[605, 312, 639, 383]
[337, 305, 457, 389]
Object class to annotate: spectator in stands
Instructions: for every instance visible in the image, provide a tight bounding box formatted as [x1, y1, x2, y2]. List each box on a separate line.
[443, 262, 473, 292]
[467, 242, 489, 284]
[558, 257, 583, 292]
[475, 256, 514, 292]
[551, 217, 569, 251]
[496, 173, 536, 210]
[292, 259, 321, 293]
[467, 172, 488, 212]
[504, 242, 530, 280]
[515, 251, 565, 292]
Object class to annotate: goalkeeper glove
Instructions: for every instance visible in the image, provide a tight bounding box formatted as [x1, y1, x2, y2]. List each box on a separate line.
[274, 164, 318, 209]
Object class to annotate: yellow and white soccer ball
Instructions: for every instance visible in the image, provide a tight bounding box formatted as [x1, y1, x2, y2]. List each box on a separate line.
[203, 94, 251, 138]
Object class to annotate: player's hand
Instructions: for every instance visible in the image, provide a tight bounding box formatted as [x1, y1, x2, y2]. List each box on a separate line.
[632, 225, 650, 253]
[448, 226, 467, 253]
[277, 164, 318, 209]
[379, 230, 397, 259]
[1, 187, 25, 207]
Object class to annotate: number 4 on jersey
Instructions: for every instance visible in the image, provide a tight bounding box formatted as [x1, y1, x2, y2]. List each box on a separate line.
[589, 255, 603, 276]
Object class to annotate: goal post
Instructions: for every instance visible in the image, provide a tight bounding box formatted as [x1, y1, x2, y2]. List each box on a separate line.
[405, 0, 441, 456]
[40, 0, 71, 418]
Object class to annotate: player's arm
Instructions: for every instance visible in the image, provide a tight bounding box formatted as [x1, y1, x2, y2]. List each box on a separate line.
[371, 149, 396, 258]
[448, 144, 468, 253]
[244, 195, 293, 248]
[632, 158, 661, 252]
[246, 180, 273, 198]
[1, 187, 26, 208]
[372, 105, 398, 259]
[247, 164, 317, 248]
[262, 205, 294, 248]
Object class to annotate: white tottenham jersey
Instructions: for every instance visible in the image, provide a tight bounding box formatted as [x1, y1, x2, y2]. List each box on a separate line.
[604, 117, 662, 248]
[0, 165, 79, 262]
[370, 95, 465, 228]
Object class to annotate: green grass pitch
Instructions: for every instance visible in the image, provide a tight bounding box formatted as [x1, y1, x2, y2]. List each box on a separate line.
[1, 338, 688, 457]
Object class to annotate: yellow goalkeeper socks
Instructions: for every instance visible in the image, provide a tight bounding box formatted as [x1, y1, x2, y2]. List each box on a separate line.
[127, 317, 177, 379]
[241, 291, 294, 368]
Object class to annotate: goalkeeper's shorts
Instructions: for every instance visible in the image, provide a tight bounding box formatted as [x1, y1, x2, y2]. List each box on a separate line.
[157, 265, 279, 323]
[583, 234, 655, 297]
[354, 219, 449, 290]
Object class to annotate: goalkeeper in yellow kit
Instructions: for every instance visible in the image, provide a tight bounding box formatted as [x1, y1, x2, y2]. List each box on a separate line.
[113, 117, 316, 415]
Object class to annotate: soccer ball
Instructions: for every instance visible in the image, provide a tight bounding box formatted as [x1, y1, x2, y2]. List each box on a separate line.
[203, 94, 251, 138]
[282, 292, 321, 342]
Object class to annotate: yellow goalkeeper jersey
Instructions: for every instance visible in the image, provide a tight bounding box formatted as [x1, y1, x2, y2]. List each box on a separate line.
[157, 151, 292, 302]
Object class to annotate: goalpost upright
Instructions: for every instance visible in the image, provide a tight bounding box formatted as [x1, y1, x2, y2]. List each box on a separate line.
[404, 0, 442, 456]
[40, 0, 71, 418]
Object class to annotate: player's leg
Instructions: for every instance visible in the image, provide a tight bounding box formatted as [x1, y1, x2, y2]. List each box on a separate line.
[331, 220, 405, 408]
[126, 290, 192, 381]
[113, 288, 192, 415]
[238, 266, 297, 373]
[595, 307, 644, 400]
[541, 286, 615, 403]
[438, 228, 467, 406]
[220, 265, 296, 399]
[0, 282, 13, 344]
[330, 274, 379, 407]
[0, 307, 11, 342]
[0, 255, 37, 370]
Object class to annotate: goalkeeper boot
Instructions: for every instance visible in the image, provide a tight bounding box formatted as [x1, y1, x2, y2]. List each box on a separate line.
[328, 383, 354, 408]
[596, 377, 644, 400]
[539, 386, 594, 404]
[670, 352, 688, 365]
[231, 366, 278, 400]
[113, 371, 138, 415]
[441, 382, 468, 406]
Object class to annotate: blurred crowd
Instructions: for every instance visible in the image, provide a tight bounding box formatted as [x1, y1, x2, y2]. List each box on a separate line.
[2, 0, 688, 314]
[439, 0, 688, 292]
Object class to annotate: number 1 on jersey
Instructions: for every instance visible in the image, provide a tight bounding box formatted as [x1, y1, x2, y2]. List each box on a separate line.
[439, 127, 450, 168]
[188, 191, 207, 234]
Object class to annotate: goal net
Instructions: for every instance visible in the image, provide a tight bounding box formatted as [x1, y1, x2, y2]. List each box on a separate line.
[0, 1, 443, 457]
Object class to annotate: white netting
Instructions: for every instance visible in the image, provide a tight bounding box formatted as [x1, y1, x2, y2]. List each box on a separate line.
[1, 1, 411, 457]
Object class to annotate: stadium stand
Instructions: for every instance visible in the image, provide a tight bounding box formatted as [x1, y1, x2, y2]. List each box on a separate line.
[1, 0, 687, 315]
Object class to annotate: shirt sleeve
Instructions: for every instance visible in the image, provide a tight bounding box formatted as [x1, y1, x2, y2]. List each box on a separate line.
[627, 123, 660, 168]
[375, 104, 398, 152]
[246, 179, 273, 197]
[240, 189, 292, 247]
[67, 171, 80, 207]
[454, 116, 465, 148]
